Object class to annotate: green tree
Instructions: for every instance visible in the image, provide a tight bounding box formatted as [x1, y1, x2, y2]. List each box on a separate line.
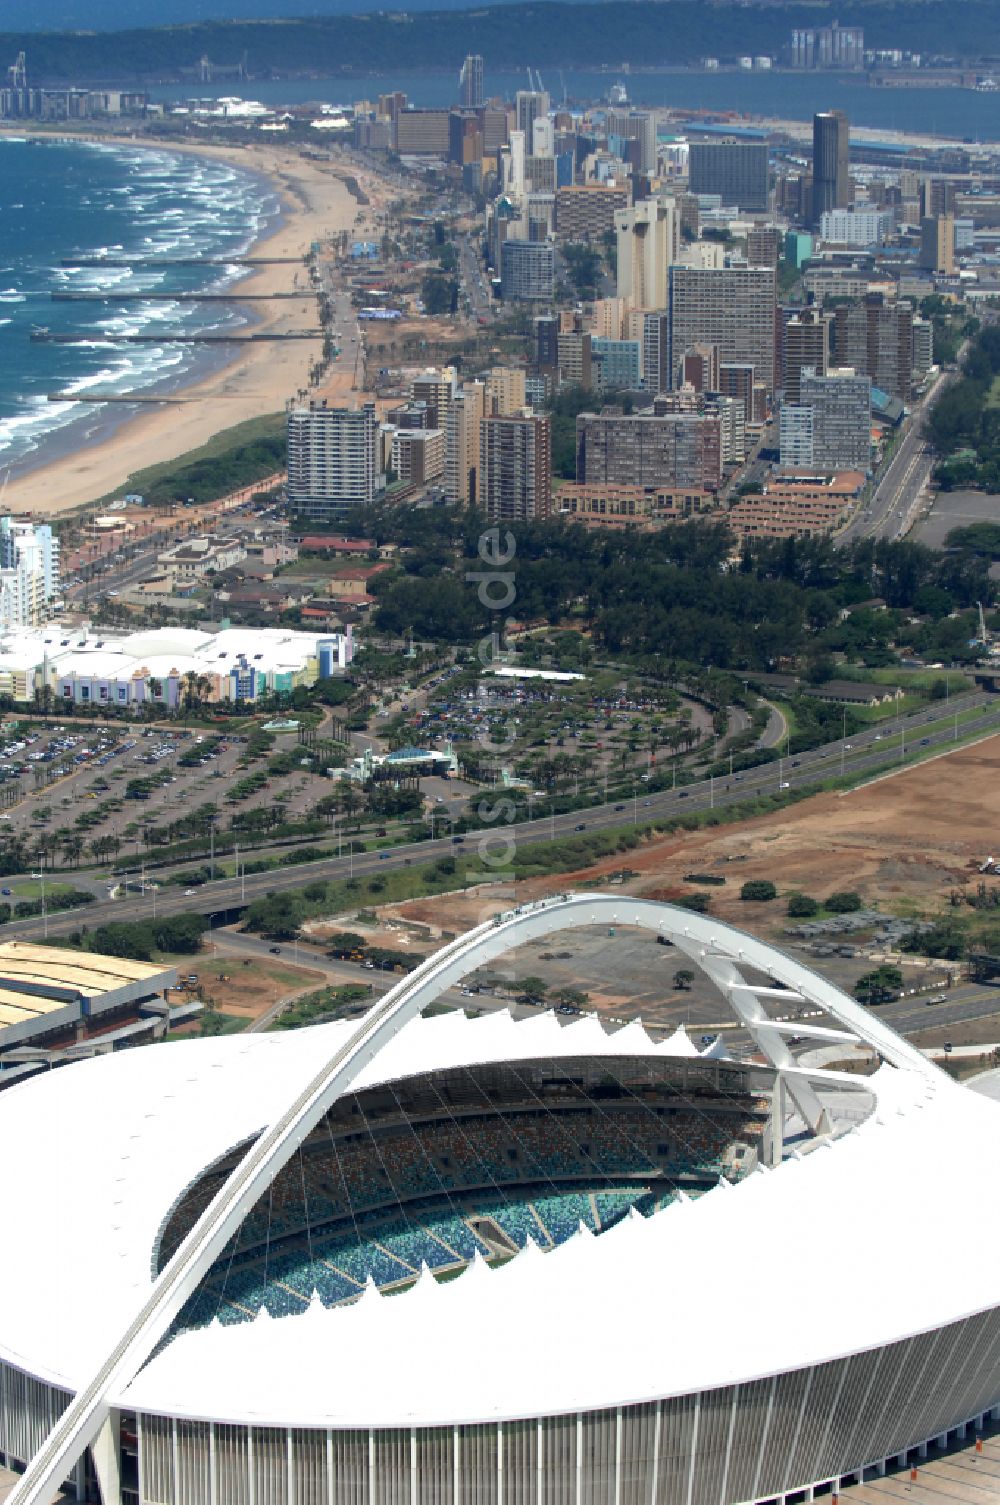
[741, 879, 777, 902]
[825, 891, 862, 913]
[673, 968, 695, 990]
[854, 965, 903, 1005]
[787, 893, 819, 917]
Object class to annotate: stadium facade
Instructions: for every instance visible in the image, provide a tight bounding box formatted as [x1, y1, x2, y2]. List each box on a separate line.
[1, 896, 998, 1505]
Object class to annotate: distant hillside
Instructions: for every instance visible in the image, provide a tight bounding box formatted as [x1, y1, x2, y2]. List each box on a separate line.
[3, 0, 1000, 83]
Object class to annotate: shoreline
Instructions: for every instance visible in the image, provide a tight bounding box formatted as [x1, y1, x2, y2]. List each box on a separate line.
[0, 129, 374, 518]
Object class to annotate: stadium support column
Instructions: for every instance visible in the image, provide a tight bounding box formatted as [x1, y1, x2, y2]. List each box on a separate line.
[91, 1413, 121, 1505]
[768, 1073, 786, 1167]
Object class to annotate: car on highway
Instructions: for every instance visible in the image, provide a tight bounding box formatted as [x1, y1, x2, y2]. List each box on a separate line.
[575, 823, 587, 831]
[926, 993, 947, 1005]
[614, 804, 625, 812]
[780, 781, 790, 789]
[184, 889, 197, 896]
[268, 946, 281, 955]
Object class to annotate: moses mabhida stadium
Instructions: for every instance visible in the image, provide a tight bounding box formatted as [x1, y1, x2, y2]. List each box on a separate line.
[0, 894, 996, 1505]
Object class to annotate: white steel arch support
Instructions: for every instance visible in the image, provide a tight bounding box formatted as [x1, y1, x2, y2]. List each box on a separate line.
[8, 894, 940, 1505]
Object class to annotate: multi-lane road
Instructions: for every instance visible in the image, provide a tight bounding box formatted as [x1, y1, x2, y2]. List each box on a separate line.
[7, 689, 1000, 943]
[837, 361, 961, 547]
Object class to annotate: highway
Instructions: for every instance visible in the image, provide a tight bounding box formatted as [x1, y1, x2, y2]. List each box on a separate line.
[6, 690, 1000, 943]
[837, 361, 960, 547]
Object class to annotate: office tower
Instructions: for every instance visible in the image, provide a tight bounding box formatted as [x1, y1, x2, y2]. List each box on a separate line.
[411, 368, 456, 430]
[500, 240, 554, 300]
[458, 54, 483, 109]
[833, 294, 913, 402]
[516, 89, 549, 143]
[667, 265, 777, 392]
[781, 367, 871, 471]
[391, 428, 445, 486]
[576, 408, 722, 491]
[783, 307, 830, 404]
[286, 402, 382, 521]
[614, 198, 679, 310]
[812, 110, 849, 226]
[524, 156, 556, 194]
[920, 215, 955, 275]
[607, 111, 657, 175]
[449, 111, 484, 167]
[688, 140, 770, 212]
[479, 412, 552, 521]
[642, 312, 671, 393]
[486, 367, 527, 415]
[445, 382, 485, 505]
[0, 518, 59, 628]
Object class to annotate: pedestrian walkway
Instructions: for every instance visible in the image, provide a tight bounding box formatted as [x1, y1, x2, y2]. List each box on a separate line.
[839, 1417, 1000, 1505]
[0, 1466, 19, 1504]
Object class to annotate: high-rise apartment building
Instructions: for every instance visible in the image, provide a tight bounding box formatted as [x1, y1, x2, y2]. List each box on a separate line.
[500, 240, 555, 301]
[780, 366, 871, 472]
[642, 312, 671, 394]
[486, 367, 527, 415]
[812, 110, 849, 227]
[667, 265, 777, 392]
[801, 367, 871, 471]
[410, 368, 456, 429]
[747, 226, 782, 268]
[0, 518, 59, 628]
[286, 402, 383, 521]
[458, 54, 484, 109]
[614, 198, 679, 310]
[445, 381, 485, 506]
[479, 412, 552, 521]
[783, 307, 831, 404]
[833, 294, 913, 402]
[688, 140, 770, 213]
[576, 407, 722, 491]
[920, 215, 955, 275]
[554, 185, 630, 242]
[391, 428, 445, 487]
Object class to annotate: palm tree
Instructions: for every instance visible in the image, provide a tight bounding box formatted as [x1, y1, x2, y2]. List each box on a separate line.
[61, 833, 84, 868]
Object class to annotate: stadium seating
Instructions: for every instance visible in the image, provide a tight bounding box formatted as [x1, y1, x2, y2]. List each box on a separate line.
[172, 1096, 766, 1333]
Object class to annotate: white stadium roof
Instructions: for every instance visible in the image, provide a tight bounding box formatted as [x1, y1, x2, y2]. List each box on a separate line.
[0, 997, 996, 1428]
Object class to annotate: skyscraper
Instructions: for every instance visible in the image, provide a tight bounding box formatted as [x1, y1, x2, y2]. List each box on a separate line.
[458, 54, 483, 109]
[479, 412, 552, 521]
[515, 90, 549, 142]
[812, 110, 849, 227]
[614, 198, 679, 311]
[667, 265, 777, 392]
[688, 140, 770, 213]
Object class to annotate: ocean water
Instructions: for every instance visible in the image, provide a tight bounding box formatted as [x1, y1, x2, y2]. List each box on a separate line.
[0, 138, 280, 482]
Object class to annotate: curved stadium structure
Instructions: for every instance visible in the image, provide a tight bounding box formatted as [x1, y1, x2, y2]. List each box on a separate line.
[0, 895, 998, 1505]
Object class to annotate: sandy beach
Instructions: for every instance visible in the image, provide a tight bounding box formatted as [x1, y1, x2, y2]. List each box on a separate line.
[0, 131, 381, 517]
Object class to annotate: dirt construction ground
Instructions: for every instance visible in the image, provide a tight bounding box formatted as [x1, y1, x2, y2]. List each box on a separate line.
[396, 735, 1000, 939]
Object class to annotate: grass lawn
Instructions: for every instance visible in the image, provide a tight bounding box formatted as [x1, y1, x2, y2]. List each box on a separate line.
[74, 411, 286, 516]
[6, 879, 75, 899]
